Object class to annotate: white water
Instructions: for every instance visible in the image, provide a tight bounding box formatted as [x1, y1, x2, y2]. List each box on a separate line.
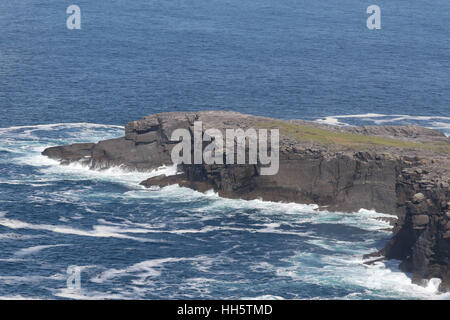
[315, 113, 450, 136]
[0, 122, 449, 299]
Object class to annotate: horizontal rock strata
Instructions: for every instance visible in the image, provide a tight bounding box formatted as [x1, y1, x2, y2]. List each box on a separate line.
[42, 111, 450, 292]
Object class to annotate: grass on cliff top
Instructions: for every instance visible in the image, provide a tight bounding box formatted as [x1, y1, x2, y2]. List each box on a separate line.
[259, 120, 450, 153]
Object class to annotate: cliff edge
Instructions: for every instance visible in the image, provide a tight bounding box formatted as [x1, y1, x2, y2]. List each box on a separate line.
[42, 111, 450, 291]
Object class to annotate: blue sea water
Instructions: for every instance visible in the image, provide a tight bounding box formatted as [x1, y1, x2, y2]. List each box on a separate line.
[0, 1, 449, 299]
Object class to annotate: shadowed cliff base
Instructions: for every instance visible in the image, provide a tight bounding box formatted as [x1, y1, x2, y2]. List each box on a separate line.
[42, 111, 450, 292]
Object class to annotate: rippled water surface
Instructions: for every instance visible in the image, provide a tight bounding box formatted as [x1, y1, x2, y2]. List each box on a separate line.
[0, 0, 449, 299]
[0, 124, 449, 299]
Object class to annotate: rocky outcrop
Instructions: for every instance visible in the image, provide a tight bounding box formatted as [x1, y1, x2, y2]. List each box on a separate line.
[380, 168, 450, 291]
[141, 152, 403, 214]
[41, 111, 450, 292]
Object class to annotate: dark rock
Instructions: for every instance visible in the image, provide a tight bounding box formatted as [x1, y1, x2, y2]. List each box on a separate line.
[125, 117, 159, 136]
[42, 143, 95, 164]
[134, 131, 160, 144]
[140, 173, 215, 194]
[41, 110, 450, 291]
[363, 257, 386, 265]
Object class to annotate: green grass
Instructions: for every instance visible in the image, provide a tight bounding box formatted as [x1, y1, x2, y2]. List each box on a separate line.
[258, 120, 450, 153]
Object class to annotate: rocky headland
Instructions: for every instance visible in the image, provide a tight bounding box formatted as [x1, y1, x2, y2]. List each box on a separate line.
[42, 111, 450, 292]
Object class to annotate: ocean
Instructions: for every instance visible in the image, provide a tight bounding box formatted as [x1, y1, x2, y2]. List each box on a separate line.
[0, 0, 449, 299]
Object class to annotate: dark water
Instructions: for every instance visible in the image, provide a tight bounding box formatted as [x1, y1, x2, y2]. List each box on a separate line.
[0, 1, 449, 299]
[1, 0, 450, 127]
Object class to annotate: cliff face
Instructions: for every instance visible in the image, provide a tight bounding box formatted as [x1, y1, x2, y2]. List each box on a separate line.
[383, 168, 450, 289]
[42, 111, 450, 292]
[166, 152, 402, 214]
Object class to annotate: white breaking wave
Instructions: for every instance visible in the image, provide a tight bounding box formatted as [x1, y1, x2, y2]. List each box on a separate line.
[127, 184, 396, 232]
[1, 121, 448, 300]
[14, 244, 72, 257]
[9, 142, 179, 190]
[0, 295, 42, 300]
[315, 113, 450, 135]
[0, 122, 123, 132]
[274, 252, 450, 300]
[243, 295, 285, 300]
[0, 123, 124, 146]
[35, 159, 179, 187]
[0, 273, 65, 285]
[91, 256, 212, 284]
[18, 214, 314, 239]
[0, 216, 161, 243]
[0, 232, 41, 241]
[52, 288, 128, 300]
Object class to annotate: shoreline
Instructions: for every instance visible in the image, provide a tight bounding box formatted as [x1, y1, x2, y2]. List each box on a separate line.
[40, 110, 450, 292]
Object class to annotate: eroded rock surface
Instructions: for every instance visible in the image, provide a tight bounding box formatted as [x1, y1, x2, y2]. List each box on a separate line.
[42, 111, 450, 291]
